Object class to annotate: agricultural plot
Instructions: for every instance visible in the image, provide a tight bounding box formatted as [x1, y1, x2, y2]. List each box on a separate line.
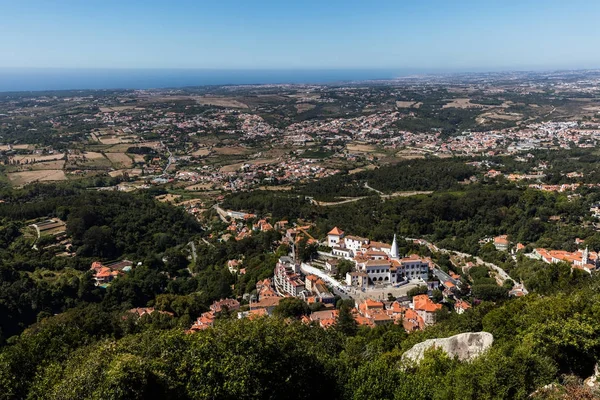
[10, 153, 65, 164]
[105, 153, 133, 168]
[8, 170, 67, 186]
[65, 151, 112, 169]
[192, 148, 211, 157]
[108, 168, 143, 178]
[212, 146, 251, 155]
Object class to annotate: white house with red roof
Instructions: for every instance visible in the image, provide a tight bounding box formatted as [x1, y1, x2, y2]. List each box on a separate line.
[327, 227, 344, 248]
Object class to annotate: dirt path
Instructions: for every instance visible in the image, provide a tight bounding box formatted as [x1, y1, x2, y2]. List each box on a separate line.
[312, 189, 432, 207]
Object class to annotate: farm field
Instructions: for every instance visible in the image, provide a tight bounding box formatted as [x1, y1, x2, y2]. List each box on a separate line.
[8, 170, 67, 186]
[105, 152, 133, 168]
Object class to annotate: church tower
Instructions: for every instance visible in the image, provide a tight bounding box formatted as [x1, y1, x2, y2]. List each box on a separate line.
[583, 246, 590, 265]
[391, 234, 399, 259]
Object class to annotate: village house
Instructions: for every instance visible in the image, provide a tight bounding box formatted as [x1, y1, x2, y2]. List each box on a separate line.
[454, 299, 471, 314]
[346, 271, 368, 289]
[304, 275, 335, 304]
[494, 235, 509, 251]
[210, 298, 241, 313]
[402, 308, 425, 332]
[356, 299, 394, 326]
[249, 296, 282, 315]
[304, 309, 339, 329]
[90, 260, 133, 286]
[127, 307, 174, 318]
[256, 278, 278, 299]
[189, 311, 216, 331]
[325, 258, 339, 274]
[227, 259, 242, 274]
[412, 294, 442, 326]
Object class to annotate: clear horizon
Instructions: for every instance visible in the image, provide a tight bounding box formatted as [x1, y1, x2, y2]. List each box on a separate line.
[1, 67, 597, 93]
[1, 0, 600, 70]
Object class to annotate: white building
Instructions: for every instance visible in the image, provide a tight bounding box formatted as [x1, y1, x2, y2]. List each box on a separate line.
[327, 227, 344, 248]
[397, 255, 430, 281]
[274, 256, 305, 296]
[346, 271, 368, 289]
[332, 246, 352, 258]
[344, 235, 369, 255]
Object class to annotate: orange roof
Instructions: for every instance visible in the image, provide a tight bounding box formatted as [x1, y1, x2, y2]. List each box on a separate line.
[328, 227, 344, 236]
[355, 315, 374, 327]
[95, 266, 113, 278]
[413, 294, 442, 313]
[248, 308, 268, 319]
[455, 300, 471, 311]
[494, 235, 509, 245]
[364, 299, 384, 308]
[319, 318, 337, 328]
[402, 309, 425, 331]
[390, 301, 406, 314]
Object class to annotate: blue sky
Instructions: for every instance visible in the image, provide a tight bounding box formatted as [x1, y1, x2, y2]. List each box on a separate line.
[1, 0, 599, 70]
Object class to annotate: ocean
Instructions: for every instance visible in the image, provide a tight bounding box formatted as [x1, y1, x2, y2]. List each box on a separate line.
[0, 68, 419, 92]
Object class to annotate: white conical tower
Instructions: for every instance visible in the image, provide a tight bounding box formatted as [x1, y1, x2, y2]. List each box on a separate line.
[391, 234, 399, 259]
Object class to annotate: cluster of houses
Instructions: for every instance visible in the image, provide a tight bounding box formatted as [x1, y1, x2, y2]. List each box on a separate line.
[533, 247, 599, 273]
[186, 285, 454, 333]
[274, 256, 335, 303]
[185, 227, 476, 334]
[90, 260, 133, 286]
[493, 233, 599, 274]
[189, 298, 243, 331]
[299, 294, 463, 331]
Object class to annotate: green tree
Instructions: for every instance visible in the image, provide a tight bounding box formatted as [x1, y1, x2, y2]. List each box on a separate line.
[273, 297, 309, 319]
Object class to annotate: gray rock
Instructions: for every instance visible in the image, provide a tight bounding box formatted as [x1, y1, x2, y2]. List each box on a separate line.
[403, 332, 494, 363]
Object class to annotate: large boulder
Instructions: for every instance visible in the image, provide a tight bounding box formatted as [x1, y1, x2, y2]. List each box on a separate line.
[403, 332, 493, 363]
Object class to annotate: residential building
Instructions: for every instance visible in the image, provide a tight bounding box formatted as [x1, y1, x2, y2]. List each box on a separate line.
[494, 235, 509, 251]
[454, 299, 471, 314]
[346, 271, 368, 289]
[412, 294, 442, 326]
[249, 297, 282, 315]
[274, 256, 306, 296]
[90, 260, 133, 286]
[307, 309, 339, 328]
[325, 258, 339, 274]
[210, 298, 241, 313]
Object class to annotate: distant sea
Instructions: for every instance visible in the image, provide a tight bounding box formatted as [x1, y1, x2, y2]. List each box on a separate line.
[0, 68, 425, 93]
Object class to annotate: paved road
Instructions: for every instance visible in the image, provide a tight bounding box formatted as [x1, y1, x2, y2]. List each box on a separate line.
[212, 205, 230, 223]
[405, 236, 519, 288]
[301, 262, 422, 302]
[160, 141, 175, 175]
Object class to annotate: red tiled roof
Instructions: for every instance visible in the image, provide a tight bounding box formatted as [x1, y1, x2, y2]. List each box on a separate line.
[328, 227, 344, 236]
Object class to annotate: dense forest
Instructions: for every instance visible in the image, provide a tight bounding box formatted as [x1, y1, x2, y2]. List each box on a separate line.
[293, 157, 477, 201]
[3, 271, 600, 399]
[222, 182, 598, 257]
